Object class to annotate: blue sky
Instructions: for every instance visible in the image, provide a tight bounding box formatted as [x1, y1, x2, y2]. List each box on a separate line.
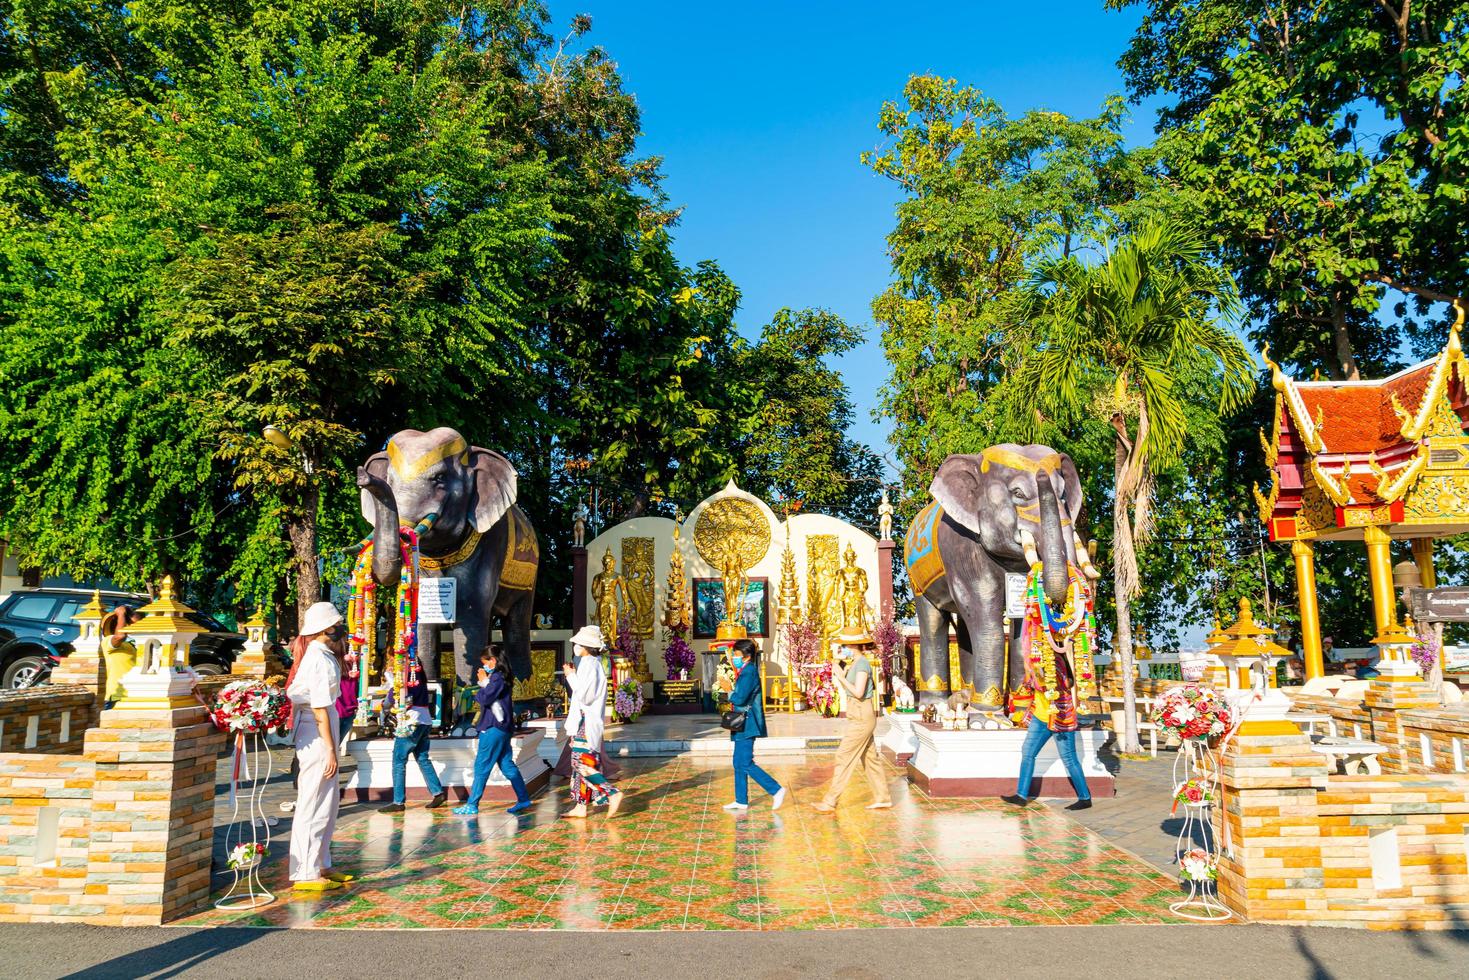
[551, 1, 1156, 474]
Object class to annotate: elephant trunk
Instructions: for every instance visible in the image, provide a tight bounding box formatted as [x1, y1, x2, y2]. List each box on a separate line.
[359, 476, 403, 588]
[1037, 478, 1070, 606]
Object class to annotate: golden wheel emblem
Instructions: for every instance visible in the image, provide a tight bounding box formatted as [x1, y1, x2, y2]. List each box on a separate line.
[694, 497, 771, 571]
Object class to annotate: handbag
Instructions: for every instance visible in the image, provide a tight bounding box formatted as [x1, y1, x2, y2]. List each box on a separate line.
[720, 709, 747, 733]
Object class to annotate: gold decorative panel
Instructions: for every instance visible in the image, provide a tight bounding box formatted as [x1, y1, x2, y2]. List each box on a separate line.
[805, 534, 841, 637]
[1404, 472, 1469, 522]
[621, 537, 656, 639]
[693, 498, 771, 571]
[513, 645, 560, 701]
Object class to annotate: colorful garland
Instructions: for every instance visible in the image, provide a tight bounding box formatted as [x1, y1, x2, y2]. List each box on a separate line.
[1022, 562, 1098, 703]
[345, 515, 435, 736]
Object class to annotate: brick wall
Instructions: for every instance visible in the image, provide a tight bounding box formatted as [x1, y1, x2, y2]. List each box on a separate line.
[1398, 707, 1469, 775]
[0, 703, 223, 925]
[0, 687, 97, 755]
[1215, 727, 1469, 929]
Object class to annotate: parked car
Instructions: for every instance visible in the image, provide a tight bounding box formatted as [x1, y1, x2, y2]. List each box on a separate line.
[0, 588, 246, 689]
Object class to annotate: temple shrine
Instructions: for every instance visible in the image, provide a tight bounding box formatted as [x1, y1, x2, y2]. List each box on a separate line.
[1256, 310, 1469, 678]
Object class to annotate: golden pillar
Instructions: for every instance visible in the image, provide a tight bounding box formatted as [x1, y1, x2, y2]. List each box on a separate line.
[1291, 540, 1325, 681]
[1363, 526, 1397, 636]
[1411, 537, 1436, 588]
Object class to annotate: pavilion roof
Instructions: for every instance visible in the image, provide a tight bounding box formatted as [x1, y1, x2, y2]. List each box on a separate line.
[1255, 312, 1469, 541]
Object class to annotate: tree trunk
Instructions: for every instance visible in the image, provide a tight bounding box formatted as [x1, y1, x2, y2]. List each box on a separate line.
[1330, 291, 1361, 382]
[287, 483, 320, 631]
[1113, 432, 1143, 755]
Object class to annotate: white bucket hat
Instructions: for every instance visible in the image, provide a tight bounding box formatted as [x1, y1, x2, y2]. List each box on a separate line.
[569, 625, 605, 651]
[301, 601, 343, 637]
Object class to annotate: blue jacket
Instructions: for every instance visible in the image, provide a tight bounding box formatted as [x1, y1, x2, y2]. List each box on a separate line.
[472, 670, 515, 735]
[728, 659, 768, 741]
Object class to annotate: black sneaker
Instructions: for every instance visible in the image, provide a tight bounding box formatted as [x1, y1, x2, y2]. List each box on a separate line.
[426, 792, 448, 810]
[999, 794, 1031, 807]
[378, 802, 405, 814]
[1065, 799, 1093, 811]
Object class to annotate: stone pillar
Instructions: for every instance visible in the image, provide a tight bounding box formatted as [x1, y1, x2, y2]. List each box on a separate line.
[1364, 627, 1437, 773]
[51, 593, 105, 724]
[571, 547, 588, 630]
[1363, 525, 1397, 636]
[1214, 720, 1331, 922]
[1291, 541, 1325, 680]
[82, 695, 224, 924]
[877, 539, 895, 616]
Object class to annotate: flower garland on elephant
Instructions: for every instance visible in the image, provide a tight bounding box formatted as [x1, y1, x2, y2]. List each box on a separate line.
[346, 516, 435, 736]
[1008, 563, 1097, 728]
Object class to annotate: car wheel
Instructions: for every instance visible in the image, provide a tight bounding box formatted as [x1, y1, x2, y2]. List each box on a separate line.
[192, 661, 227, 677]
[4, 655, 48, 689]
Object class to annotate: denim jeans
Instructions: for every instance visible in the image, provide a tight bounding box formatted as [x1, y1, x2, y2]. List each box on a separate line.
[732, 737, 780, 805]
[1014, 717, 1091, 801]
[466, 728, 529, 807]
[391, 723, 444, 804]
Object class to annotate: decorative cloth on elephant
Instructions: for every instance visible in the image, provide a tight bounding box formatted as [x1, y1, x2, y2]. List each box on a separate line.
[903, 501, 947, 595]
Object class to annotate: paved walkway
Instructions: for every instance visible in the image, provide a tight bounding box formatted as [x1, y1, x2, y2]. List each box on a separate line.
[185, 751, 1189, 929]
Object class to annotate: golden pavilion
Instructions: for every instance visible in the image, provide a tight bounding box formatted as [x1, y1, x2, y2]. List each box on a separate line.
[1255, 310, 1469, 678]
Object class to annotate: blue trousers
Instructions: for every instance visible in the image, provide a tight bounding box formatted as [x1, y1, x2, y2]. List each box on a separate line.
[732, 737, 780, 805]
[1015, 717, 1091, 801]
[391, 723, 444, 804]
[466, 728, 529, 806]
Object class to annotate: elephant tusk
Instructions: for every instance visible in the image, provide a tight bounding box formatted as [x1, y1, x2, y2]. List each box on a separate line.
[1074, 538, 1101, 579]
[1019, 529, 1041, 568]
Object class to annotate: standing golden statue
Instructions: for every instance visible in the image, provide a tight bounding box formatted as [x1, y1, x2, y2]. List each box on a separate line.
[719, 536, 751, 637]
[591, 548, 630, 641]
[838, 543, 870, 632]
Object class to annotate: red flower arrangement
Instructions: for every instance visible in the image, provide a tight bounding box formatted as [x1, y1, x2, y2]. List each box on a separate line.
[210, 680, 292, 735]
[1150, 684, 1232, 742]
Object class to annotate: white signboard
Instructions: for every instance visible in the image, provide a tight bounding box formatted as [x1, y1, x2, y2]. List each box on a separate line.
[1004, 573, 1027, 618]
[418, 577, 457, 625]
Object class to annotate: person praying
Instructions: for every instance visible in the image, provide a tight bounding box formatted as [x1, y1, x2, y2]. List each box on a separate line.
[562, 625, 622, 819]
[453, 647, 533, 816]
[99, 606, 141, 706]
[286, 602, 354, 891]
[812, 628, 891, 813]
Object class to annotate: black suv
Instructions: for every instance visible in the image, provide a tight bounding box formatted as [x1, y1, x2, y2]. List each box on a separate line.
[0, 588, 245, 689]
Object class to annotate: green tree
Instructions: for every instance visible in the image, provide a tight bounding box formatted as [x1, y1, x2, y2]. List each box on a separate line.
[999, 218, 1255, 752]
[1110, 0, 1469, 374]
[864, 75, 1174, 521]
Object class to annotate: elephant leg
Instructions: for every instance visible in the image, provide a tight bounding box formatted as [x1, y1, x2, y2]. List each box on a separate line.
[953, 619, 974, 692]
[953, 569, 1006, 710]
[499, 591, 535, 684]
[914, 592, 951, 706]
[452, 614, 489, 688]
[415, 622, 442, 683]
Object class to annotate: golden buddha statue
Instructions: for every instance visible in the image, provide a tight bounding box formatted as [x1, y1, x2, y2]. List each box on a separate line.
[719, 536, 750, 633]
[591, 548, 629, 641]
[838, 543, 870, 632]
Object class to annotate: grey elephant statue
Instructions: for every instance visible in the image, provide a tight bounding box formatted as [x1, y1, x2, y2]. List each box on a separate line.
[903, 444, 1099, 710]
[356, 427, 539, 686]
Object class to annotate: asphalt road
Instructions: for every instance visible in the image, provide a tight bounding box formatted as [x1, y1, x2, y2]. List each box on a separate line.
[2, 923, 1465, 980]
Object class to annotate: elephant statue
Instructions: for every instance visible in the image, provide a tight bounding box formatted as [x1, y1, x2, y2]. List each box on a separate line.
[357, 427, 539, 686]
[903, 444, 1099, 710]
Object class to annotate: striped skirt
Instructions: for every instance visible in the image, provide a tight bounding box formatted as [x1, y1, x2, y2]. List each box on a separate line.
[570, 731, 618, 806]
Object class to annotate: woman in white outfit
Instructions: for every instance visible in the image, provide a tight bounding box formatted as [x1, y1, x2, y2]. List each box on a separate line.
[562, 625, 621, 819]
[287, 602, 351, 891]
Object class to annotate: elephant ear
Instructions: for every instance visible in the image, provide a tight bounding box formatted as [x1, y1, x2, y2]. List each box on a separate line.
[1056, 453, 1086, 527]
[358, 451, 390, 525]
[929, 455, 984, 534]
[469, 447, 518, 533]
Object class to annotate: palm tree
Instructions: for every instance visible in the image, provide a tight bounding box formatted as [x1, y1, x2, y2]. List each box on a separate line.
[1005, 218, 1255, 753]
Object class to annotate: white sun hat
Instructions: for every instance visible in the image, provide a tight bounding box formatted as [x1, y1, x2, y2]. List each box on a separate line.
[301, 601, 343, 637]
[569, 625, 606, 651]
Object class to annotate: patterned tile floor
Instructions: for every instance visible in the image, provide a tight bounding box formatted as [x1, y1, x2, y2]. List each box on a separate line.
[178, 754, 1190, 930]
